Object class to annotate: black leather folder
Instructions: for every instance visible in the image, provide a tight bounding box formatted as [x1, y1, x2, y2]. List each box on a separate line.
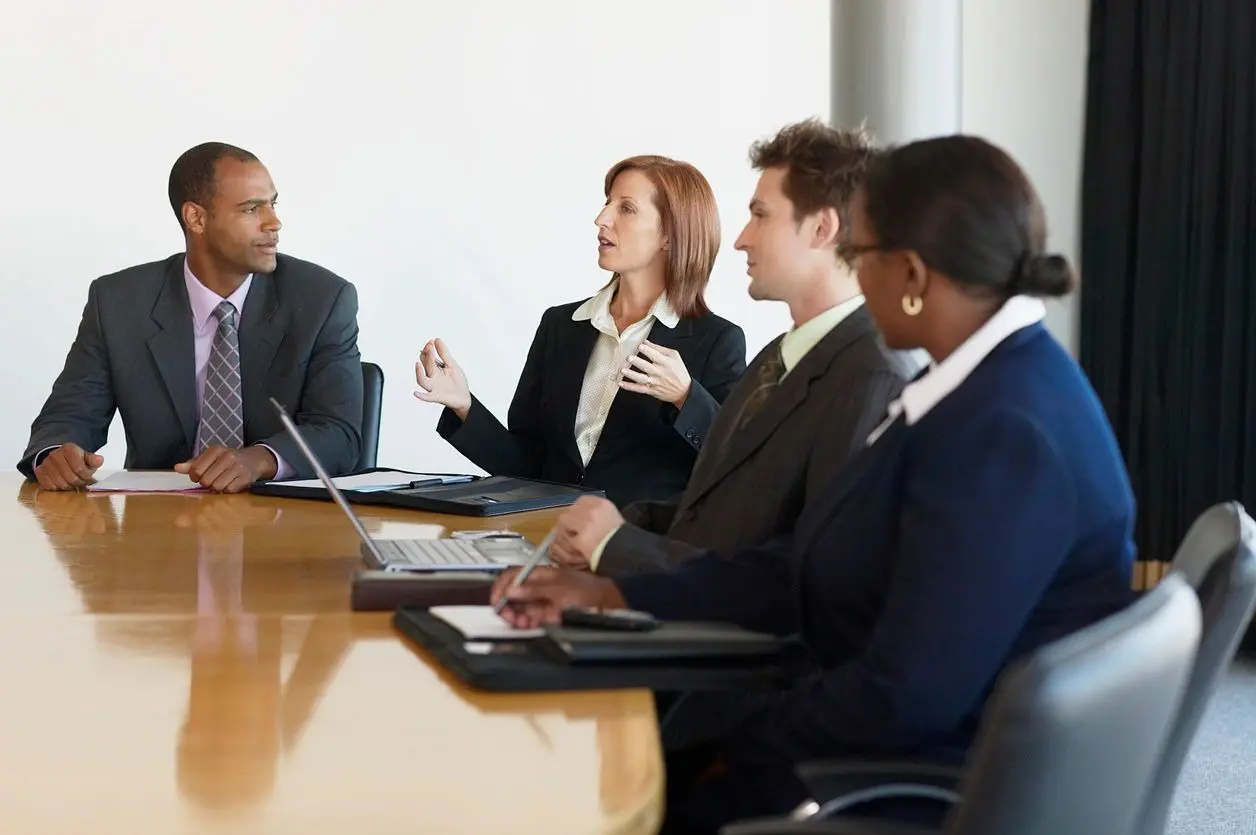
[537, 621, 786, 664]
[368, 475, 604, 516]
[391, 607, 795, 693]
[253, 471, 602, 516]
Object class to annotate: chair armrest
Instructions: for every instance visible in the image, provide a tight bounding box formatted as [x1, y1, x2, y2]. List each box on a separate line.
[721, 816, 937, 835]
[795, 760, 964, 818]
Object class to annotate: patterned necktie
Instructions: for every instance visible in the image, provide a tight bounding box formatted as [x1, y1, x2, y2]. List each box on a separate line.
[196, 301, 244, 453]
[735, 341, 787, 431]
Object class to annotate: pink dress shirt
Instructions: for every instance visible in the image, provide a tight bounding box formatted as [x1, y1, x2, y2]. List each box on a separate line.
[184, 262, 292, 479]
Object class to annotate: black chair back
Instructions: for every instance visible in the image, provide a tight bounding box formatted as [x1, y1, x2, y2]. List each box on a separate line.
[359, 361, 384, 471]
[1137, 502, 1256, 835]
[947, 573, 1200, 835]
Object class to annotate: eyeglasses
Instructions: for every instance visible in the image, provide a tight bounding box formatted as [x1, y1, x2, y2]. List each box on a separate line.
[836, 241, 888, 266]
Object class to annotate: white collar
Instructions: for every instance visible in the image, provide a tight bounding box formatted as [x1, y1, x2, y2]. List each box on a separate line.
[572, 278, 679, 329]
[868, 296, 1046, 443]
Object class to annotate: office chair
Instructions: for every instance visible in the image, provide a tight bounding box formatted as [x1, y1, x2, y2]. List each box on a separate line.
[358, 361, 384, 471]
[719, 573, 1202, 835]
[1134, 502, 1256, 835]
[780, 502, 1256, 834]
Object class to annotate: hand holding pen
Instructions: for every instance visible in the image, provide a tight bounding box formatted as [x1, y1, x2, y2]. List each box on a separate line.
[490, 531, 629, 628]
[492, 527, 558, 615]
[413, 338, 472, 421]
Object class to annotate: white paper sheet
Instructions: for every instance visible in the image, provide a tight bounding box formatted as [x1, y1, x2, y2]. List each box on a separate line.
[269, 470, 471, 492]
[429, 605, 544, 640]
[86, 471, 205, 493]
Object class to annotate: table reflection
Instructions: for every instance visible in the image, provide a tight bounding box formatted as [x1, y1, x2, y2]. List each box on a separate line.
[4, 480, 664, 832]
[16, 482, 371, 615]
[177, 513, 354, 813]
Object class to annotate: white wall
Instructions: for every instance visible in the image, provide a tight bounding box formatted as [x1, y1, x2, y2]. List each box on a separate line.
[831, 0, 1090, 353]
[1, 0, 831, 474]
[960, 0, 1091, 352]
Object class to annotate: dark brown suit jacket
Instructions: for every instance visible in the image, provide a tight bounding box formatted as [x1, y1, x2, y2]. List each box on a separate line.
[596, 305, 920, 575]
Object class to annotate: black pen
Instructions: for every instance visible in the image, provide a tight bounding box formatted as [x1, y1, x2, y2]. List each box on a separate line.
[405, 475, 472, 489]
[406, 478, 440, 489]
[493, 527, 558, 615]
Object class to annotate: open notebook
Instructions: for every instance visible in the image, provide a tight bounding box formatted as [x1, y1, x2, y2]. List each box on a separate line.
[265, 470, 473, 493]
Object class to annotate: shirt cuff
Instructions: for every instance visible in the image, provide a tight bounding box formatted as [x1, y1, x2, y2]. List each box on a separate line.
[256, 444, 292, 480]
[587, 524, 623, 572]
[34, 445, 62, 467]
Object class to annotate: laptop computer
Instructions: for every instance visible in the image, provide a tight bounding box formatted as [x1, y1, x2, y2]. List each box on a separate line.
[270, 398, 541, 573]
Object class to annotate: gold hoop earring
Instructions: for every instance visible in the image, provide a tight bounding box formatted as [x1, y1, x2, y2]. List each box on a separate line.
[901, 295, 923, 316]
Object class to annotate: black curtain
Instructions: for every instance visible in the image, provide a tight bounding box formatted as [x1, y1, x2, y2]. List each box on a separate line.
[1080, 0, 1256, 574]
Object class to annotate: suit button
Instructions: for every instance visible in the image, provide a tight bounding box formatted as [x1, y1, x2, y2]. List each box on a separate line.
[577, 474, 584, 483]
[685, 430, 695, 440]
[694, 435, 703, 445]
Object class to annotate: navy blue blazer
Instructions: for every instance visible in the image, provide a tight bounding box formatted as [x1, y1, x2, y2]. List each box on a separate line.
[618, 322, 1137, 768]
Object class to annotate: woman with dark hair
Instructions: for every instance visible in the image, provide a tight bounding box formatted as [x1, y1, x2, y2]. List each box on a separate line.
[414, 155, 746, 507]
[490, 136, 1138, 833]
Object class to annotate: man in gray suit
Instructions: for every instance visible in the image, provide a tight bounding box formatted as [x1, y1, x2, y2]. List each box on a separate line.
[550, 119, 918, 574]
[19, 142, 363, 493]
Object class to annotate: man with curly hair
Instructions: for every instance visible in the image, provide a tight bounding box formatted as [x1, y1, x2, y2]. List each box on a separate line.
[549, 119, 918, 581]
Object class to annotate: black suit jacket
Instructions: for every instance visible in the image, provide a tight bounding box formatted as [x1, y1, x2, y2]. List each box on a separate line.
[599, 306, 919, 574]
[18, 253, 363, 478]
[436, 300, 746, 507]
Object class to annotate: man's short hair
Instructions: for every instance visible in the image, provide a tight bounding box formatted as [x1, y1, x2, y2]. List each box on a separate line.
[749, 118, 877, 240]
[168, 142, 259, 231]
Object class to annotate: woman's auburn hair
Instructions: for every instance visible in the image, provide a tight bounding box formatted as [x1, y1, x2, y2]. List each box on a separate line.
[603, 155, 720, 318]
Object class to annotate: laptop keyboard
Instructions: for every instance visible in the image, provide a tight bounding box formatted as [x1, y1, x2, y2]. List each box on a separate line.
[375, 538, 497, 566]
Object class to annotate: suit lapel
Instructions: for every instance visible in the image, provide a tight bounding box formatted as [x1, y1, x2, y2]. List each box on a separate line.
[683, 309, 875, 508]
[146, 260, 197, 447]
[238, 272, 286, 419]
[549, 316, 601, 468]
[638, 315, 691, 353]
[590, 317, 693, 465]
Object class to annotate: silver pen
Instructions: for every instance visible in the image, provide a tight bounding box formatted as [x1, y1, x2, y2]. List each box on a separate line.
[493, 527, 558, 615]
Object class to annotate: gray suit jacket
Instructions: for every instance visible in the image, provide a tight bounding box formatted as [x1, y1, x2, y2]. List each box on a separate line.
[597, 305, 919, 575]
[18, 253, 363, 479]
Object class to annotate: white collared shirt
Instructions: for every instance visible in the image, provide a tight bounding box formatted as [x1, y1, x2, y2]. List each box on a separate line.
[570, 279, 680, 466]
[866, 295, 1047, 445]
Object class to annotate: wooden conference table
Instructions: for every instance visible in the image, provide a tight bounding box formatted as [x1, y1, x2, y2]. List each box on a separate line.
[0, 472, 663, 834]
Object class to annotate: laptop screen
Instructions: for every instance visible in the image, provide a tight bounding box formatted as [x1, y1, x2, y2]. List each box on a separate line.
[268, 398, 387, 566]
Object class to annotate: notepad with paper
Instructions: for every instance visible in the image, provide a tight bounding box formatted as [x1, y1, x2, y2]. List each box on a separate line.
[429, 605, 544, 640]
[86, 472, 206, 493]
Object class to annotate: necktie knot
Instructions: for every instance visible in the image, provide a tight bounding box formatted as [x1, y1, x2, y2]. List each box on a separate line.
[734, 342, 786, 431]
[763, 343, 786, 382]
[213, 301, 237, 328]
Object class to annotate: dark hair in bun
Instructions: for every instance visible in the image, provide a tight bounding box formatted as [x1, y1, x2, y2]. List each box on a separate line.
[1009, 252, 1076, 298]
[862, 135, 1076, 299]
